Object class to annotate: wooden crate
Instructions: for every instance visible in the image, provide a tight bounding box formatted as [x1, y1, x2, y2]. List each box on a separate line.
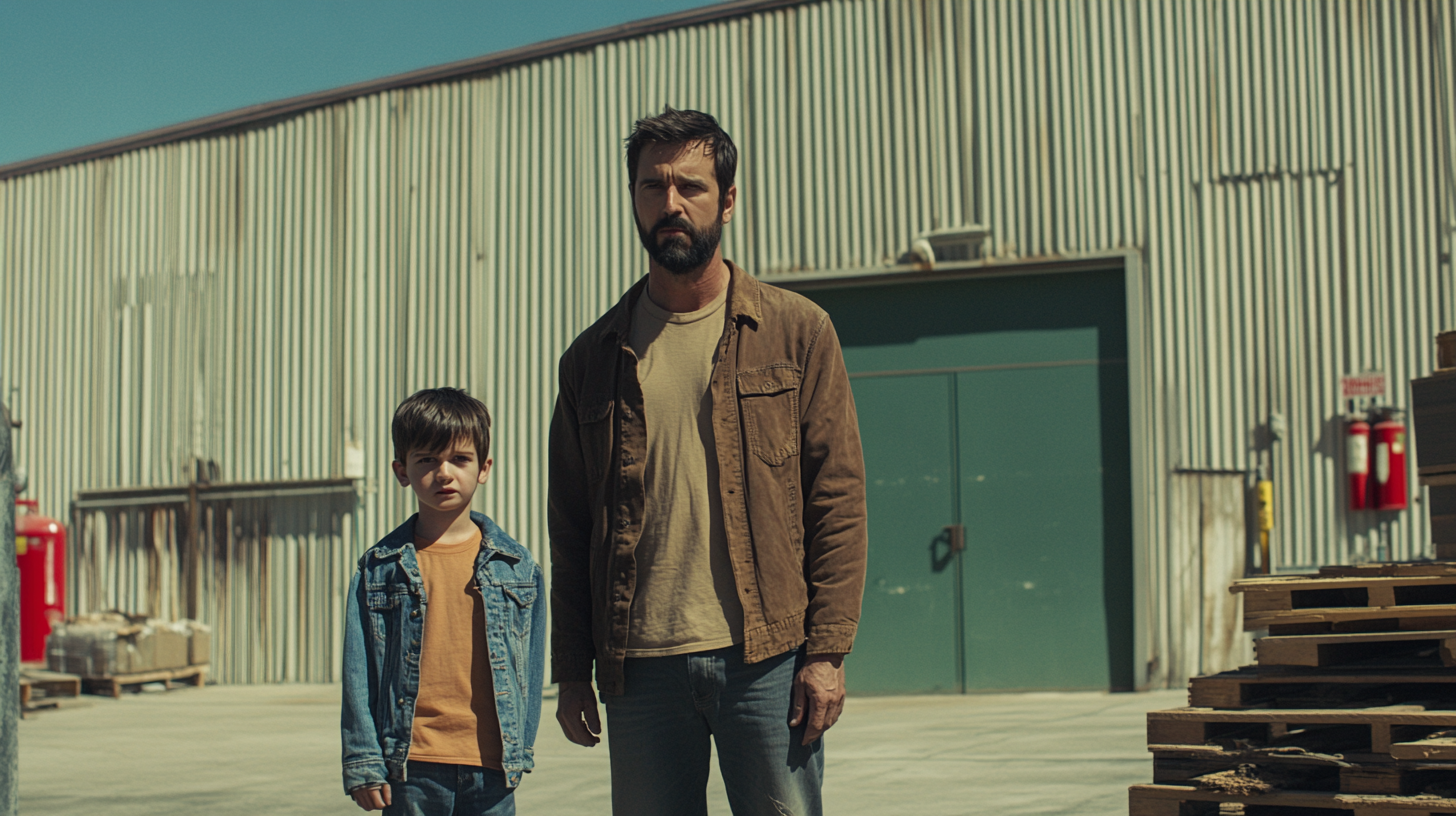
[1413, 371, 1456, 477]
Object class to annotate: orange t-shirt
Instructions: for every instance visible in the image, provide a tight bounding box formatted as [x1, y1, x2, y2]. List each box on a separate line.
[408, 532, 503, 769]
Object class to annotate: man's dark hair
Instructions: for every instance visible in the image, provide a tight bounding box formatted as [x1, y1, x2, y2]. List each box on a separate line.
[625, 107, 737, 202]
[391, 387, 492, 464]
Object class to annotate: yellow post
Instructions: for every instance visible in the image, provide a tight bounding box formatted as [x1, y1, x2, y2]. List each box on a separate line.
[1256, 480, 1274, 574]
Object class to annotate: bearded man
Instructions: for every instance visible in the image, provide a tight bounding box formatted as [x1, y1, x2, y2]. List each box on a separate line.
[547, 106, 868, 816]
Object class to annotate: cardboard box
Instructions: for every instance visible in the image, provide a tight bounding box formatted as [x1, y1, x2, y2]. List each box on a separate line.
[185, 620, 211, 666]
[46, 613, 210, 677]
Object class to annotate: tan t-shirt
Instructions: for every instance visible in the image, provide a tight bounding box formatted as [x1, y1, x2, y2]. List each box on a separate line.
[409, 532, 503, 769]
[625, 285, 746, 657]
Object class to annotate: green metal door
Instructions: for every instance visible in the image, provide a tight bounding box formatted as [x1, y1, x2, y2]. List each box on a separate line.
[847, 373, 960, 694]
[803, 269, 1134, 693]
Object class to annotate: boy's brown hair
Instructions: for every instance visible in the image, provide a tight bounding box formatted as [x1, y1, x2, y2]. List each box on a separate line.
[391, 387, 492, 463]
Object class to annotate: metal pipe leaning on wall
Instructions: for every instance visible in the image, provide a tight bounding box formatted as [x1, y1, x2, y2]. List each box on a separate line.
[0, 402, 17, 816]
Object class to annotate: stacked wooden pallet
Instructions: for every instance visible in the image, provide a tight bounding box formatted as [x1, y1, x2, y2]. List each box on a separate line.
[18, 667, 82, 718]
[1131, 561, 1456, 815]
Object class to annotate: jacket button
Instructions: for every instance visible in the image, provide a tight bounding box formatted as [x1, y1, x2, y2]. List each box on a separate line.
[397, 697, 406, 706]
[616, 518, 628, 530]
[410, 609, 419, 618]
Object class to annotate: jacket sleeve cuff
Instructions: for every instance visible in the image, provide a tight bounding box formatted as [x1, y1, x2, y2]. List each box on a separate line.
[805, 624, 857, 656]
[551, 652, 595, 684]
[342, 759, 389, 794]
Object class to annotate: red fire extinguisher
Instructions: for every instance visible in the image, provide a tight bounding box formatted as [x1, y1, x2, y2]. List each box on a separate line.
[1372, 408, 1409, 512]
[16, 498, 66, 664]
[1348, 416, 1371, 510]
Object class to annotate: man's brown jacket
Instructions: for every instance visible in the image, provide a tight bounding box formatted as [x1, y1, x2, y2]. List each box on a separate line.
[548, 263, 868, 694]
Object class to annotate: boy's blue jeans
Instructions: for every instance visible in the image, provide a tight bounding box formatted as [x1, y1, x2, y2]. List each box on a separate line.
[383, 761, 514, 816]
[602, 645, 824, 816]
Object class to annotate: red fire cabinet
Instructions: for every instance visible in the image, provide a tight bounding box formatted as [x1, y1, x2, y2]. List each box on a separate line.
[16, 499, 65, 663]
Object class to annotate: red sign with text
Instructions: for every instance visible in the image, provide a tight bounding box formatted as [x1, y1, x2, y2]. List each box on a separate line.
[1342, 372, 1387, 399]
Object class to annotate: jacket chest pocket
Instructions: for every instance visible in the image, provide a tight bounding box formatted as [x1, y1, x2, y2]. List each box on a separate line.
[365, 587, 409, 645]
[737, 364, 801, 467]
[578, 399, 614, 483]
[500, 581, 538, 640]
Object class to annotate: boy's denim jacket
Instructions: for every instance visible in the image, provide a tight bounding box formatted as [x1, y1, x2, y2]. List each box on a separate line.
[341, 512, 545, 792]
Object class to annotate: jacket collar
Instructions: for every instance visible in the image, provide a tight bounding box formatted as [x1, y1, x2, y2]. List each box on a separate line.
[593, 260, 761, 345]
[370, 511, 524, 561]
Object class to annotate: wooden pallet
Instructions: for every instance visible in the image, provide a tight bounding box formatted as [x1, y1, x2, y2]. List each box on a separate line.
[1251, 607, 1456, 635]
[21, 668, 81, 699]
[1190, 667, 1456, 710]
[1152, 744, 1349, 790]
[1130, 783, 1456, 815]
[1392, 735, 1456, 762]
[1316, 563, 1456, 579]
[18, 668, 82, 718]
[1235, 574, 1456, 632]
[81, 664, 208, 698]
[1148, 707, 1456, 757]
[1152, 745, 1456, 795]
[1255, 631, 1456, 669]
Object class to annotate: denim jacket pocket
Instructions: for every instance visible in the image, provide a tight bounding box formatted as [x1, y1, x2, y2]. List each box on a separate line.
[365, 587, 403, 643]
[577, 399, 614, 483]
[737, 364, 802, 466]
[500, 581, 538, 639]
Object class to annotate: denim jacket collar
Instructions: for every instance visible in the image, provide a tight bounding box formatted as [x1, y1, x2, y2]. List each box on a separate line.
[365, 511, 527, 563]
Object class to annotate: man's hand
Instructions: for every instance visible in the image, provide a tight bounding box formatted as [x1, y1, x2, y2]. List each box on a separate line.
[350, 783, 391, 811]
[556, 680, 602, 746]
[789, 653, 846, 746]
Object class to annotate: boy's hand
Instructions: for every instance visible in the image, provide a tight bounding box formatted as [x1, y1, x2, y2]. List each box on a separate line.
[556, 680, 602, 747]
[350, 783, 391, 811]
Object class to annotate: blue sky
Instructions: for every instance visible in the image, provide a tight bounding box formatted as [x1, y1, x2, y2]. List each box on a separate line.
[0, 0, 723, 167]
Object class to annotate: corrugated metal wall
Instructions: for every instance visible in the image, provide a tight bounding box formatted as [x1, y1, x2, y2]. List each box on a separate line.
[71, 494, 356, 683]
[2, 0, 1452, 687]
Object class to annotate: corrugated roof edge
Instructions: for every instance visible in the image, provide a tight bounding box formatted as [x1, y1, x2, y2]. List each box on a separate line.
[0, 0, 813, 181]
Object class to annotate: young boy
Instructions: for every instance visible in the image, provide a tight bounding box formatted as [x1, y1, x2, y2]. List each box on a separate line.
[342, 387, 545, 815]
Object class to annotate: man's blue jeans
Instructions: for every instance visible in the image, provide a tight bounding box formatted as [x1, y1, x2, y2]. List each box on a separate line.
[383, 761, 515, 816]
[602, 645, 824, 816]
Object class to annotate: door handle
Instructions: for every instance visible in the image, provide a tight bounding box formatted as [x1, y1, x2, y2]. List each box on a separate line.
[930, 523, 965, 572]
[944, 524, 965, 553]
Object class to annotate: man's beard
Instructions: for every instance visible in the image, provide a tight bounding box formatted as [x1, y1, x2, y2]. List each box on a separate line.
[636, 211, 723, 275]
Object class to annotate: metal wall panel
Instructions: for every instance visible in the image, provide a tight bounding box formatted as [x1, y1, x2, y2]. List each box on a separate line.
[70, 494, 356, 684]
[1, 0, 1452, 687]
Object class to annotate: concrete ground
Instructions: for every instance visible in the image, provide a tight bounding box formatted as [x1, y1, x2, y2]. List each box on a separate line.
[19, 683, 1186, 815]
